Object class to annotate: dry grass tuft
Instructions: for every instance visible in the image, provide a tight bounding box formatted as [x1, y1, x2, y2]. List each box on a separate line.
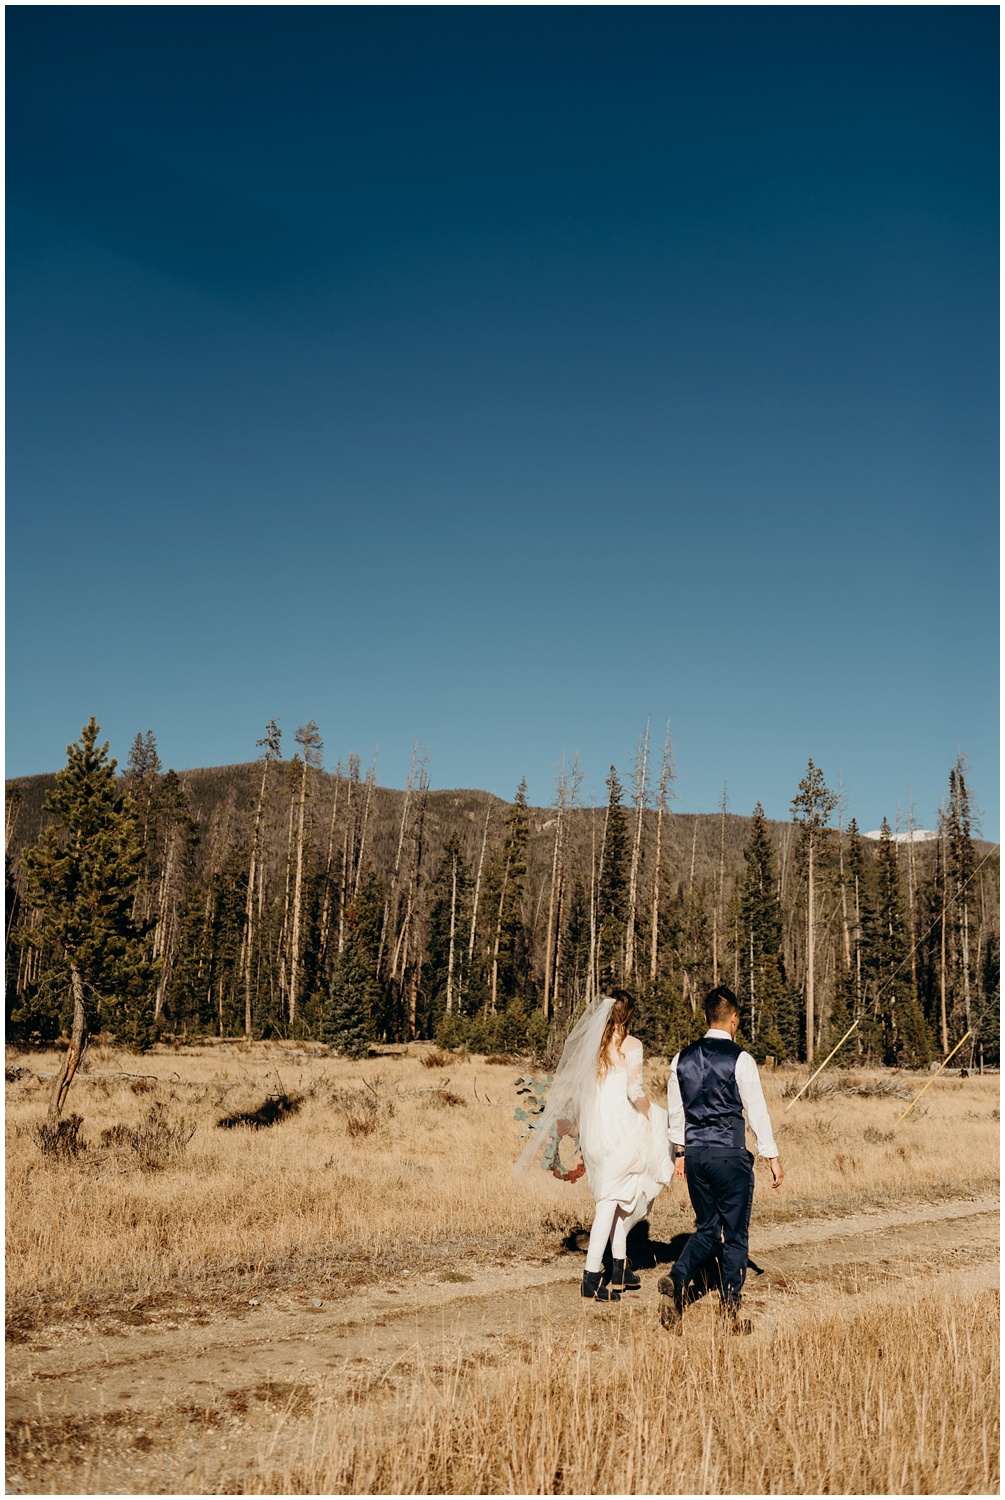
[779, 1071, 915, 1101]
[217, 1093, 303, 1130]
[421, 1049, 453, 1069]
[31, 1113, 87, 1161]
[423, 1088, 466, 1108]
[99, 1104, 195, 1171]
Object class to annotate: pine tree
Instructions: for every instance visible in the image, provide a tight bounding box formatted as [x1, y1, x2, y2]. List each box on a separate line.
[597, 766, 629, 988]
[424, 832, 471, 1025]
[20, 720, 157, 1122]
[488, 780, 531, 1011]
[326, 873, 383, 1055]
[866, 820, 932, 1067]
[242, 720, 281, 1037]
[945, 756, 977, 1048]
[738, 804, 797, 1061]
[791, 759, 837, 1060]
[562, 876, 591, 1015]
[289, 720, 324, 1026]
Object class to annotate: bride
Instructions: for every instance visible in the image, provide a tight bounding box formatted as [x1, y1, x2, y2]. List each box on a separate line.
[517, 990, 672, 1301]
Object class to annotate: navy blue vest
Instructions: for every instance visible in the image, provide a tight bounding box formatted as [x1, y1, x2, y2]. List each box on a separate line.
[677, 1037, 745, 1152]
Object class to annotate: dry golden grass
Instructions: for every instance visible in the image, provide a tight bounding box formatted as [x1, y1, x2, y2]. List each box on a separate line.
[253, 1286, 999, 1495]
[5, 1042, 1000, 1496]
[5, 1043, 999, 1317]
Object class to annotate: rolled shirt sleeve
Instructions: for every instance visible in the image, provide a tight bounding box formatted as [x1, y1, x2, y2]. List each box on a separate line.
[735, 1052, 779, 1157]
[666, 1054, 685, 1148]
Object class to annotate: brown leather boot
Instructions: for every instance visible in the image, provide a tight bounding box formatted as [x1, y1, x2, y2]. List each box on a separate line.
[657, 1273, 686, 1332]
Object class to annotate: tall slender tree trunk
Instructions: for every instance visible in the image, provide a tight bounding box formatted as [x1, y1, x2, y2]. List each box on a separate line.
[939, 898, 948, 1052]
[837, 782, 851, 971]
[338, 763, 355, 956]
[446, 853, 458, 1014]
[490, 861, 510, 1015]
[713, 777, 727, 984]
[243, 757, 273, 1037]
[353, 755, 377, 898]
[649, 726, 673, 985]
[378, 749, 415, 982]
[318, 769, 342, 969]
[542, 763, 567, 1017]
[288, 756, 310, 1024]
[625, 721, 649, 978]
[154, 828, 177, 1020]
[588, 802, 599, 1002]
[854, 872, 863, 1020]
[467, 806, 491, 986]
[806, 844, 815, 1060]
[47, 963, 87, 1127]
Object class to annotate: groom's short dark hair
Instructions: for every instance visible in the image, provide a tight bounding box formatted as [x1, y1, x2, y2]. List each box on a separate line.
[704, 986, 740, 1025]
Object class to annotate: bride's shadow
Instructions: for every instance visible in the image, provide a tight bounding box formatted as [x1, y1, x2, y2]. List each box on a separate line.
[561, 1221, 764, 1304]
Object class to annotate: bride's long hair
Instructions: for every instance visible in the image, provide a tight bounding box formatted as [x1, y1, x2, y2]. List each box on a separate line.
[596, 990, 635, 1080]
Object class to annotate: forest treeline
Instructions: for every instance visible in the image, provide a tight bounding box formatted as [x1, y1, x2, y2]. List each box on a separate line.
[6, 718, 1000, 1073]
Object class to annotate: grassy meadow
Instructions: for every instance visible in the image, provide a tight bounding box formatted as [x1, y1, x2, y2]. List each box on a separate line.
[6, 1039, 1000, 1494]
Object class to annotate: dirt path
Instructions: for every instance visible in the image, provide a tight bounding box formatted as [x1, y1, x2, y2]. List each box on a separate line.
[6, 1193, 998, 1495]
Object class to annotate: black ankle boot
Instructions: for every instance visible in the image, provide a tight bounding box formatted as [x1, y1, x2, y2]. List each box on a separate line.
[582, 1269, 621, 1302]
[610, 1257, 642, 1291]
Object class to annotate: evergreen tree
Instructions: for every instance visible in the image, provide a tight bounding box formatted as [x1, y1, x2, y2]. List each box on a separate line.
[326, 872, 384, 1054]
[738, 804, 798, 1061]
[791, 759, 837, 1060]
[977, 934, 999, 1067]
[487, 780, 532, 1011]
[423, 833, 471, 1028]
[865, 820, 932, 1067]
[562, 877, 591, 1016]
[945, 756, 977, 1045]
[824, 818, 870, 1065]
[597, 766, 629, 987]
[19, 719, 158, 1122]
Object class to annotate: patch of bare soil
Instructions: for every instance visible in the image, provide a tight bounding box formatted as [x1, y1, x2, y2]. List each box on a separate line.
[6, 1194, 998, 1495]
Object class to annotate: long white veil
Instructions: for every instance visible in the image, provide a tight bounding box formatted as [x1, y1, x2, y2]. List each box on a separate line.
[514, 995, 614, 1179]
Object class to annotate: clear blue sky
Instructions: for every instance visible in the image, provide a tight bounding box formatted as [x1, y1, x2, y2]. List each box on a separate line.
[7, 6, 999, 837]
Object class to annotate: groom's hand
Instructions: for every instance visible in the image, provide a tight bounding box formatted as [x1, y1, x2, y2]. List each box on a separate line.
[768, 1157, 783, 1188]
[673, 1155, 686, 1182]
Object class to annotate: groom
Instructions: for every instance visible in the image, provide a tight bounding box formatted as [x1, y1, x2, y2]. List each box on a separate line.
[659, 985, 783, 1333]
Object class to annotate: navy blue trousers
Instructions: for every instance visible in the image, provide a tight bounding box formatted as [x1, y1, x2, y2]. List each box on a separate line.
[672, 1150, 755, 1309]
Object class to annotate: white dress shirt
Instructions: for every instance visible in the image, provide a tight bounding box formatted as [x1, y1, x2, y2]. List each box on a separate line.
[666, 1028, 779, 1158]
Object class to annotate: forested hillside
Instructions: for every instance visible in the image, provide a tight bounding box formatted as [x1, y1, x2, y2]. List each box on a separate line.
[6, 720, 999, 1068]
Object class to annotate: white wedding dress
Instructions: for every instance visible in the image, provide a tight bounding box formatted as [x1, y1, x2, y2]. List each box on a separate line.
[580, 1039, 673, 1214]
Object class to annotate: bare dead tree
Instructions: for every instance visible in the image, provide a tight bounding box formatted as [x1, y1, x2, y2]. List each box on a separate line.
[289, 721, 324, 1025]
[378, 743, 417, 982]
[542, 757, 568, 1018]
[712, 776, 728, 985]
[467, 805, 491, 993]
[242, 721, 281, 1036]
[338, 752, 361, 954]
[625, 719, 650, 979]
[649, 724, 675, 985]
[352, 750, 378, 898]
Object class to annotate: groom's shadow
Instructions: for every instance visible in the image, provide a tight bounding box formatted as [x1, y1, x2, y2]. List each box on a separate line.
[560, 1221, 764, 1305]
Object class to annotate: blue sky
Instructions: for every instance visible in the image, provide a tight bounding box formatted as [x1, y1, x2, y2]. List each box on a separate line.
[7, 6, 998, 836]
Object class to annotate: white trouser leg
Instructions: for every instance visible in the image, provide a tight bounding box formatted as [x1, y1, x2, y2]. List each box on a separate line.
[585, 1200, 620, 1273]
[611, 1195, 649, 1259]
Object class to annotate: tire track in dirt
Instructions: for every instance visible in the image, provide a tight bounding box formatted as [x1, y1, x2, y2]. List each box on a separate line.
[6, 1194, 999, 1495]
